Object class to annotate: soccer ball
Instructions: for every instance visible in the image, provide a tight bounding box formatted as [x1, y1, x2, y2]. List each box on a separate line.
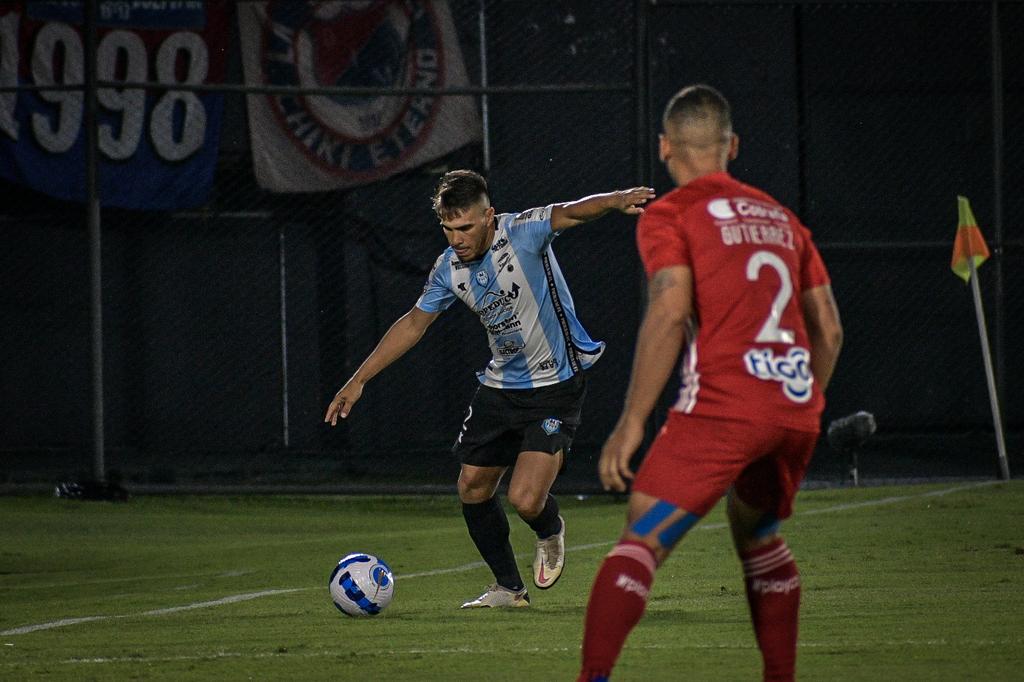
[328, 553, 395, 617]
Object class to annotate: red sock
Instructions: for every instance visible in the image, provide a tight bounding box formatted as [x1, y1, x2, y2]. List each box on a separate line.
[578, 541, 657, 682]
[741, 539, 801, 682]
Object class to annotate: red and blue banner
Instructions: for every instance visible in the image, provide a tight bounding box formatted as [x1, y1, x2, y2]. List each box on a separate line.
[0, 1, 228, 210]
[238, 1, 480, 192]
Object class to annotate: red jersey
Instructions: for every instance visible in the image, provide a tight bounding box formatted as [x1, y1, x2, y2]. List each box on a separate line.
[637, 172, 830, 431]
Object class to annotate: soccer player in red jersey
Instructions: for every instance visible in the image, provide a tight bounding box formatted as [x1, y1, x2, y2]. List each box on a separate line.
[577, 84, 843, 681]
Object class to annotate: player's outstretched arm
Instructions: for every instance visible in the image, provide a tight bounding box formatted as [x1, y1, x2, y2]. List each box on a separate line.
[324, 306, 441, 425]
[550, 186, 656, 231]
[800, 284, 843, 393]
[599, 265, 693, 492]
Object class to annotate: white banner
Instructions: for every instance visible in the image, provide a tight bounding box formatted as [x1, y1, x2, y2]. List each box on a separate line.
[239, 1, 481, 192]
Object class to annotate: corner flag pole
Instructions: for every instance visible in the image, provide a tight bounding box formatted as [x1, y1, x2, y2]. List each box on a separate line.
[953, 196, 1010, 480]
[966, 256, 1010, 480]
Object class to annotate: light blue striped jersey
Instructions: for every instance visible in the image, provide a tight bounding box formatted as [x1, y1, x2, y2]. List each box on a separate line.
[416, 205, 604, 389]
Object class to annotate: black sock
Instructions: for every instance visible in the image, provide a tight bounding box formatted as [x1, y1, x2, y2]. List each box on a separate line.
[521, 494, 562, 539]
[462, 497, 524, 591]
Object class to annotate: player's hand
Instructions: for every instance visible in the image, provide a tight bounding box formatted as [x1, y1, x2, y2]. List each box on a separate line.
[324, 379, 364, 426]
[598, 417, 645, 492]
[612, 187, 656, 216]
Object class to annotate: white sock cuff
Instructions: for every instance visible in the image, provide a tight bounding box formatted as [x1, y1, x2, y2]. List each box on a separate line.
[742, 542, 794, 577]
[607, 542, 657, 577]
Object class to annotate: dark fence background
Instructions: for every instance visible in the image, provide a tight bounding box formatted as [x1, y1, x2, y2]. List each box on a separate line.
[1, 0, 1020, 491]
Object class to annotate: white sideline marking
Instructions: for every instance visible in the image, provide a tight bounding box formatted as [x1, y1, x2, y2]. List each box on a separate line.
[0, 481, 1005, 637]
[0, 589, 301, 635]
[797, 480, 1001, 516]
[0, 569, 255, 592]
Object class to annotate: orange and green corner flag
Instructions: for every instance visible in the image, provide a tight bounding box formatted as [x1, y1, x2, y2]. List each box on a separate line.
[951, 196, 990, 282]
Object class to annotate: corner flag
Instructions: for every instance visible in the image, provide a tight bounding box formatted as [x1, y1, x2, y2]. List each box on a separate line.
[950, 194, 1010, 480]
[951, 196, 990, 282]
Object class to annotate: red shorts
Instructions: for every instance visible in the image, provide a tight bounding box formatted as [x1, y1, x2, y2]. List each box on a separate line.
[632, 413, 819, 519]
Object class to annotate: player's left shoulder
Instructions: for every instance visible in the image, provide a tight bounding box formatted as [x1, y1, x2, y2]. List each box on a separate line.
[506, 205, 552, 229]
[503, 206, 555, 252]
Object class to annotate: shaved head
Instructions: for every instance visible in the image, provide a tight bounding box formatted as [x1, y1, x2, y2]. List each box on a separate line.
[661, 84, 732, 149]
[432, 169, 490, 221]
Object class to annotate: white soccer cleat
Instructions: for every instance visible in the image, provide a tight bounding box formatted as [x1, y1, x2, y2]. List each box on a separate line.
[533, 515, 565, 589]
[460, 584, 531, 609]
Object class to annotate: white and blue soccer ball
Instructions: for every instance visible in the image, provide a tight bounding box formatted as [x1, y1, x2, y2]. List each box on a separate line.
[328, 553, 395, 617]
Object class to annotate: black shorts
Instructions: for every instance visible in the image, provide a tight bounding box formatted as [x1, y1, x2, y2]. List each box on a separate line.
[453, 374, 588, 468]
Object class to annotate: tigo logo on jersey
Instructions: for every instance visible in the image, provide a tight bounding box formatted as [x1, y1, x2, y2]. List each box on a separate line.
[541, 418, 561, 435]
[743, 347, 813, 403]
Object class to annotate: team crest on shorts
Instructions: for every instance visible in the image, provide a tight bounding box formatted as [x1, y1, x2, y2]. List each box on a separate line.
[541, 418, 562, 436]
[262, 1, 444, 178]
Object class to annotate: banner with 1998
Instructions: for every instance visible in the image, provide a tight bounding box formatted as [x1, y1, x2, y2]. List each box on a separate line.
[0, 1, 227, 210]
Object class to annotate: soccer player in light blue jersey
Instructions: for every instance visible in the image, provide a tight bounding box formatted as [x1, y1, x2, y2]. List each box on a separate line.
[326, 170, 654, 608]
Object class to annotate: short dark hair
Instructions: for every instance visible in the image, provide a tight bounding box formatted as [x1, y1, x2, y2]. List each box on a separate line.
[432, 170, 489, 219]
[662, 84, 732, 139]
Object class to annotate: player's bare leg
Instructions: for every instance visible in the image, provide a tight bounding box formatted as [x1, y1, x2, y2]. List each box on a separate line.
[457, 463, 505, 505]
[727, 490, 800, 682]
[508, 450, 566, 588]
[579, 492, 700, 681]
[458, 464, 530, 608]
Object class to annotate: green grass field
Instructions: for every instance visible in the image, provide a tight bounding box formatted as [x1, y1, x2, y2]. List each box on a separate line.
[2, 481, 1022, 680]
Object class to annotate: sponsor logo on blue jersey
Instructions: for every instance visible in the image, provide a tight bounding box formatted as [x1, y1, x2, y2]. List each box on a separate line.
[497, 338, 524, 356]
[541, 418, 562, 435]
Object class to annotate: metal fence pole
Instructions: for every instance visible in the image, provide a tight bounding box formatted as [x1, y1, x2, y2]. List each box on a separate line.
[634, 0, 649, 186]
[279, 225, 290, 449]
[84, 0, 105, 482]
[990, 0, 1006, 440]
[794, 4, 809, 219]
[478, 0, 490, 172]
[635, 0, 660, 454]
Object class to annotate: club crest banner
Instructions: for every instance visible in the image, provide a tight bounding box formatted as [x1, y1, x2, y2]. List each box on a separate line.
[238, 1, 481, 192]
[0, 1, 228, 210]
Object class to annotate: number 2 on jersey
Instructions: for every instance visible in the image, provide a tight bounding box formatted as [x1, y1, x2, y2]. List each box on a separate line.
[746, 251, 795, 344]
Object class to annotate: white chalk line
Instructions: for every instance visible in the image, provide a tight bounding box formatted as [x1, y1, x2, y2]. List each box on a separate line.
[4, 637, 1023, 668]
[0, 480, 1005, 638]
[0, 590, 303, 636]
[796, 480, 1002, 516]
[0, 569, 255, 592]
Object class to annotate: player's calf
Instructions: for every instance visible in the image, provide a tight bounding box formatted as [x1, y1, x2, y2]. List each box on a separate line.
[740, 537, 800, 682]
[578, 541, 656, 681]
[726, 490, 800, 680]
[580, 496, 702, 680]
